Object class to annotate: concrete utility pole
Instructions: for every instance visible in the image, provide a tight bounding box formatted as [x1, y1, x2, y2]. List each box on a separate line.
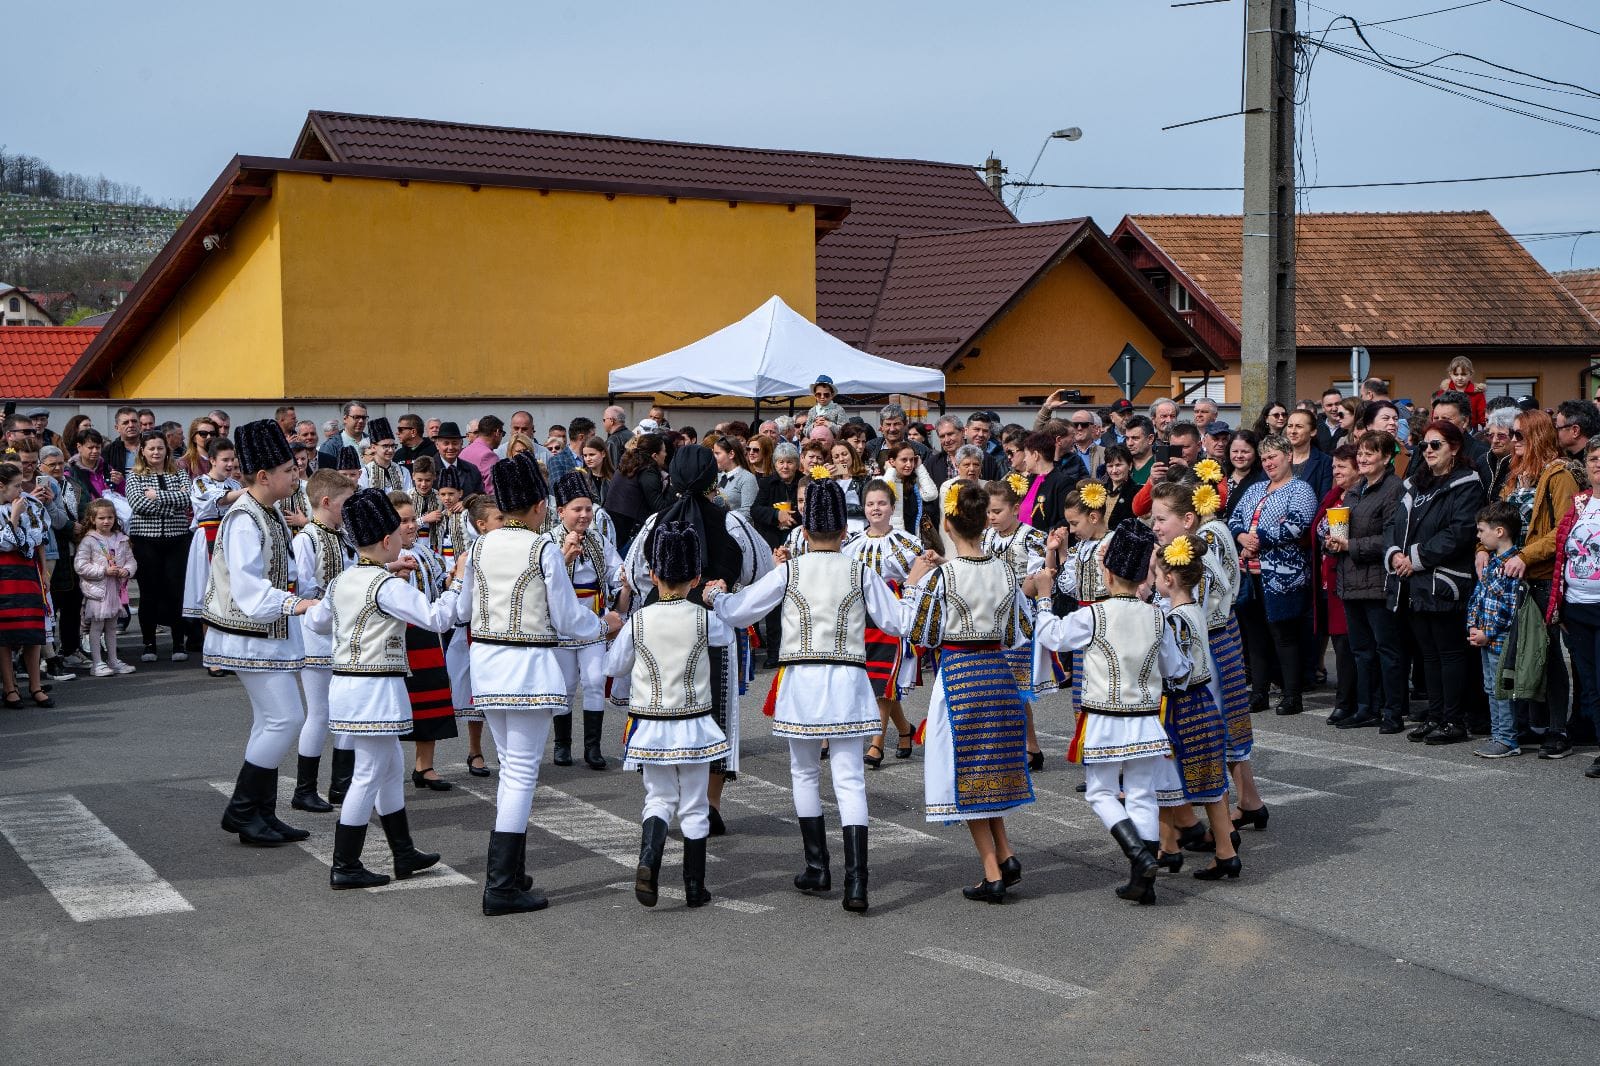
[983, 155, 1006, 199]
[1241, 0, 1297, 416]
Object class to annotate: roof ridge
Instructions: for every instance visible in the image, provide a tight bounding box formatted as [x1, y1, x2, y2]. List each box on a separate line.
[895, 217, 1090, 240]
[1129, 209, 1497, 221]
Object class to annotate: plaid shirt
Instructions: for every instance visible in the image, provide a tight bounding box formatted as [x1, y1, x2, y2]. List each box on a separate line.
[1466, 549, 1518, 654]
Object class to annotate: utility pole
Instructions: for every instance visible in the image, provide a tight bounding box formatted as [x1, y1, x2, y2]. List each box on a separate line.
[983, 154, 1006, 200]
[1240, 0, 1296, 416]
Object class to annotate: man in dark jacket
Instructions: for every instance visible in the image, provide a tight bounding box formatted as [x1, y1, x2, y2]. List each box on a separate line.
[1427, 391, 1492, 490]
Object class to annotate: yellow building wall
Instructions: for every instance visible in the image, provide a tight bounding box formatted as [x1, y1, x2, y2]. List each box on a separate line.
[274, 172, 818, 398]
[946, 254, 1175, 409]
[112, 196, 286, 399]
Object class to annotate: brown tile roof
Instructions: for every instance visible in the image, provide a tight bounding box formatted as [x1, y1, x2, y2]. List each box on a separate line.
[294, 111, 1017, 345]
[1556, 268, 1600, 323]
[1121, 211, 1600, 350]
[0, 326, 100, 397]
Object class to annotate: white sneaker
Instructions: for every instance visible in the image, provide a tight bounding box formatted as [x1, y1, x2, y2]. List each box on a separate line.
[62, 652, 92, 668]
[113, 662, 136, 675]
[171, 651, 189, 662]
[92, 664, 114, 678]
[140, 650, 157, 663]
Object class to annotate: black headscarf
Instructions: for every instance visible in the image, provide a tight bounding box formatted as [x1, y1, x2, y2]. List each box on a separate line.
[647, 445, 742, 591]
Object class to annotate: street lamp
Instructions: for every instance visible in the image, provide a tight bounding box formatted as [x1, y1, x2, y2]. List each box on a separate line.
[1010, 127, 1083, 214]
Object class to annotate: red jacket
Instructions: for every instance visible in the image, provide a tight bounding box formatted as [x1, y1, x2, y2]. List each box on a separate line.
[1433, 381, 1487, 429]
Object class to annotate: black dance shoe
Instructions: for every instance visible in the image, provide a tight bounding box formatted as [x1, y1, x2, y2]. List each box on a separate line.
[1193, 855, 1243, 881]
[962, 879, 1006, 904]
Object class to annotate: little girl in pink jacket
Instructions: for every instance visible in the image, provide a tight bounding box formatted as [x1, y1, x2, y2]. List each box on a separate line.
[75, 498, 138, 676]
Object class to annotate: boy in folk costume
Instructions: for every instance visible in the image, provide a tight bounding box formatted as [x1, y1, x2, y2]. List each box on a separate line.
[206, 420, 322, 847]
[359, 418, 413, 493]
[604, 521, 729, 908]
[704, 470, 908, 912]
[429, 465, 473, 561]
[1027, 518, 1188, 905]
[335, 445, 363, 483]
[389, 491, 459, 792]
[549, 471, 628, 770]
[408, 456, 441, 545]
[183, 436, 243, 625]
[460, 453, 621, 916]
[289, 470, 357, 812]
[302, 489, 463, 889]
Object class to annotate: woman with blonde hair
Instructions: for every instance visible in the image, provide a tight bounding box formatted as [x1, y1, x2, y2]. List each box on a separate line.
[505, 432, 537, 460]
[179, 417, 219, 479]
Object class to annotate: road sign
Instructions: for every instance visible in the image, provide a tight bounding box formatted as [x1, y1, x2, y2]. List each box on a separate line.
[1109, 343, 1155, 401]
[1350, 346, 1371, 390]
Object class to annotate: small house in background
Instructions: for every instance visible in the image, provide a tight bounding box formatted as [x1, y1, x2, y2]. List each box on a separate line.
[0, 283, 56, 326]
[1113, 211, 1600, 409]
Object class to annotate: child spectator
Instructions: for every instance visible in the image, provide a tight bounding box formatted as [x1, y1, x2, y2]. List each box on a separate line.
[1435, 357, 1487, 429]
[1467, 501, 1523, 758]
[75, 498, 137, 676]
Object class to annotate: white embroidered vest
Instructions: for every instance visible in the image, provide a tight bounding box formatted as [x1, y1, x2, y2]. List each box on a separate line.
[202, 492, 291, 639]
[1165, 601, 1212, 689]
[628, 600, 712, 719]
[936, 556, 1019, 644]
[330, 565, 408, 675]
[778, 552, 867, 666]
[468, 525, 557, 645]
[1197, 520, 1240, 629]
[1079, 598, 1165, 716]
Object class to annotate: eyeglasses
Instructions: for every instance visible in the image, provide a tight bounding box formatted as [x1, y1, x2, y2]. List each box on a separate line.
[195, 430, 215, 439]
[1421, 439, 1449, 451]
[1556, 422, 1575, 432]
[1071, 421, 1094, 429]
[746, 447, 761, 456]
[1510, 430, 1526, 442]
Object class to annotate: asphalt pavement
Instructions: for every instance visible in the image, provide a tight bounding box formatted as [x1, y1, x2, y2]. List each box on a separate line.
[4, 644, 1600, 1065]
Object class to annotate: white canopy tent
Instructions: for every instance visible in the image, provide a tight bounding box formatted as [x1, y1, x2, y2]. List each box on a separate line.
[607, 295, 945, 402]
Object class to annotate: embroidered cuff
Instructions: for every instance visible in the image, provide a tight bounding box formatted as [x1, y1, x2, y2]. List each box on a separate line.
[280, 594, 303, 617]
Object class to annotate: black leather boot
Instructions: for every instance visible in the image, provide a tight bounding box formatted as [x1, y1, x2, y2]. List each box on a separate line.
[219, 762, 288, 846]
[841, 825, 868, 913]
[482, 831, 549, 916]
[327, 748, 355, 805]
[682, 835, 711, 908]
[794, 815, 831, 893]
[634, 816, 668, 907]
[551, 715, 573, 767]
[330, 822, 389, 889]
[257, 767, 309, 842]
[291, 755, 333, 813]
[582, 710, 608, 770]
[1110, 819, 1157, 905]
[379, 808, 439, 880]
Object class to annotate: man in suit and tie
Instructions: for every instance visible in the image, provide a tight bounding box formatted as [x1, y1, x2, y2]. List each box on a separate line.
[432, 421, 484, 495]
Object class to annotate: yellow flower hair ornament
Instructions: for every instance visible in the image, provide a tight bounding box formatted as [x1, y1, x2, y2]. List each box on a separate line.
[1005, 472, 1029, 496]
[1078, 481, 1108, 510]
[1193, 458, 1223, 485]
[1162, 536, 1194, 567]
[807, 464, 831, 482]
[942, 483, 962, 516]
[1191, 483, 1221, 518]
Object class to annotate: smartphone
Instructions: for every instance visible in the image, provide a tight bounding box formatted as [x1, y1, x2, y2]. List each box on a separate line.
[35, 475, 48, 489]
[1153, 442, 1171, 464]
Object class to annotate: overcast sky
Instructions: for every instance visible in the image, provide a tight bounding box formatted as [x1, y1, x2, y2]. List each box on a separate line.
[12, 0, 1599, 270]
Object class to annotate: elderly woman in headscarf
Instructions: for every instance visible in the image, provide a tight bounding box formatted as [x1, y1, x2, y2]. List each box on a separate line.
[621, 446, 773, 834]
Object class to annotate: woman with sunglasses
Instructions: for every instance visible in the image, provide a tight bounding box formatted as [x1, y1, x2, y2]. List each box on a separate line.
[1385, 420, 1486, 746]
[745, 435, 775, 479]
[1252, 402, 1289, 440]
[179, 418, 218, 479]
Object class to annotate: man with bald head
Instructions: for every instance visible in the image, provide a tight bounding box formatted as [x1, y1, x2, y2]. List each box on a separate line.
[602, 404, 633, 467]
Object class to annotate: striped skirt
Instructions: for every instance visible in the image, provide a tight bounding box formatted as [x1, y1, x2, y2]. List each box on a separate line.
[401, 625, 458, 741]
[0, 549, 46, 647]
[1211, 616, 1253, 761]
[865, 624, 904, 701]
[1155, 683, 1229, 805]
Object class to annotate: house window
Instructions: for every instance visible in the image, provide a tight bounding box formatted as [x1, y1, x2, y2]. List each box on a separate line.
[1170, 284, 1193, 313]
[1178, 376, 1225, 403]
[1484, 377, 1536, 400]
[7, 297, 19, 312]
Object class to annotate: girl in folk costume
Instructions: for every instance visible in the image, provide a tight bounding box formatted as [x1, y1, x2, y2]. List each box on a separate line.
[460, 453, 621, 916]
[429, 465, 473, 562]
[74, 497, 137, 677]
[624, 445, 771, 836]
[1044, 480, 1114, 720]
[549, 471, 628, 770]
[1144, 531, 1240, 881]
[359, 418, 413, 493]
[183, 436, 243, 624]
[388, 491, 460, 793]
[450, 494, 504, 781]
[302, 489, 463, 890]
[206, 420, 322, 848]
[705, 469, 909, 913]
[1028, 518, 1187, 906]
[0, 462, 52, 708]
[289, 470, 357, 814]
[848, 478, 922, 768]
[982, 474, 1054, 771]
[901, 481, 1035, 903]
[604, 521, 730, 908]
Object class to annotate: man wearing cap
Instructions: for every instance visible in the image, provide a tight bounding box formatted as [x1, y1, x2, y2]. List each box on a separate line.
[1102, 398, 1133, 448]
[317, 400, 370, 472]
[433, 422, 484, 496]
[26, 408, 60, 450]
[1204, 420, 1233, 464]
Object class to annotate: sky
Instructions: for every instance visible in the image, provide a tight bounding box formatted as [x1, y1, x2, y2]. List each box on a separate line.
[10, 0, 1600, 271]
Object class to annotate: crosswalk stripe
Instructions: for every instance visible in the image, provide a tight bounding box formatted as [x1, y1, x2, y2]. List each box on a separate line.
[1249, 733, 1505, 782]
[726, 771, 941, 845]
[1251, 775, 1344, 805]
[207, 782, 474, 892]
[604, 882, 774, 914]
[1244, 1052, 1322, 1066]
[0, 794, 194, 922]
[909, 947, 1094, 999]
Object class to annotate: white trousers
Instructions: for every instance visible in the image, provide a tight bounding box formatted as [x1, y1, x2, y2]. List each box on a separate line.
[297, 667, 352, 757]
[788, 737, 868, 827]
[556, 644, 606, 715]
[239, 670, 306, 769]
[641, 763, 712, 840]
[1085, 756, 1160, 840]
[338, 736, 406, 825]
[483, 708, 552, 833]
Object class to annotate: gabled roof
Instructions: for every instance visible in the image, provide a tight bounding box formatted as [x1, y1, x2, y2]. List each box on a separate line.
[1117, 212, 1600, 351]
[1556, 268, 1600, 325]
[0, 326, 100, 397]
[863, 218, 1223, 371]
[293, 110, 1016, 345]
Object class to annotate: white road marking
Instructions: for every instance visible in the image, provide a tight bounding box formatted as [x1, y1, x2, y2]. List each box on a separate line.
[1251, 775, 1345, 805]
[725, 771, 940, 846]
[605, 882, 773, 914]
[909, 947, 1094, 1000]
[0, 794, 194, 921]
[208, 781, 473, 892]
[1245, 1052, 1321, 1066]
[1250, 733, 1504, 782]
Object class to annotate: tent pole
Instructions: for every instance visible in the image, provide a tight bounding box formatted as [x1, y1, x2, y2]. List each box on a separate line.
[753, 397, 760, 427]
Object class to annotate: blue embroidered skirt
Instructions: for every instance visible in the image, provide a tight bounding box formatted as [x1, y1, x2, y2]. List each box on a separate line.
[922, 645, 1034, 822]
[1212, 616, 1254, 761]
[1155, 683, 1229, 804]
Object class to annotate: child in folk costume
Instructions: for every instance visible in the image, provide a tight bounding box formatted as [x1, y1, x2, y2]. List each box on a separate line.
[278, 441, 313, 531]
[429, 466, 473, 561]
[604, 521, 730, 908]
[1028, 518, 1187, 906]
[408, 456, 441, 546]
[302, 489, 463, 890]
[360, 418, 413, 493]
[850, 478, 922, 768]
[334, 445, 363, 483]
[0, 462, 51, 707]
[901, 481, 1035, 904]
[549, 471, 628, 771]
[288, 470, 357, 813]
[74, 498, 136, 676]
[1043, 480, 1114, 753]
[454, 494, 503, 780]
[207, 421, 322, 848]
[460, 453, 621, 916]
[982, 474, 1053, 771]
[705, 470, 909, 912]
[1144, 529, 1239, 880]
[389, 491, 459, 792]
[183, 436, 243, 625]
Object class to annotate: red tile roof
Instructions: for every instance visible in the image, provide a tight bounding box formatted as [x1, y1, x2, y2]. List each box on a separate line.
[0, 327, 100, 397]
[1119, 212, 1600, 350]
[294, 111, 1017, 345]
[1556, 268, 1600, 323]
[865, 219, 1221, 371]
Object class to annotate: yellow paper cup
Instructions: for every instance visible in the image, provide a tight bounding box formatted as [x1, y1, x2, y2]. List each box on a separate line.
[1327, 506, 1350, 538]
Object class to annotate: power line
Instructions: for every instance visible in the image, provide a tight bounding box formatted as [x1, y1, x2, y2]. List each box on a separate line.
[1367, 1, 1494, 28]
[1497, 0, 1600, 38]
[1007, 165, 1600, 191]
